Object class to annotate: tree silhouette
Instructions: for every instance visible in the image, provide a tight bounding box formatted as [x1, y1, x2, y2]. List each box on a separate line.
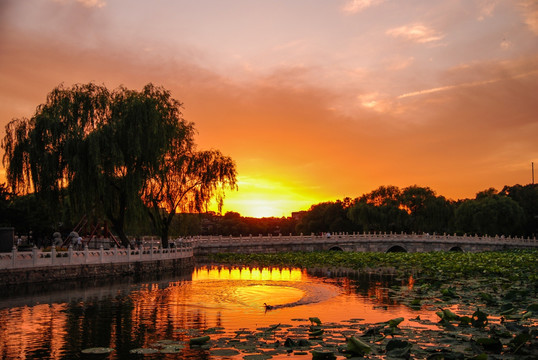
[2, 83, 236, 247]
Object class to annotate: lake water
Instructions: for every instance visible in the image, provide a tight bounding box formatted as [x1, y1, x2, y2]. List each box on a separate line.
[0, 265, 440, 359]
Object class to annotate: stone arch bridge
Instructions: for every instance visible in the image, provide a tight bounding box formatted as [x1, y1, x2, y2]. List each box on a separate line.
[192, 233, 537, 256]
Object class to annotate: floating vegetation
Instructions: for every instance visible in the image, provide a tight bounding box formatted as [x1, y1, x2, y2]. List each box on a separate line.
[188, 335, 210, 346]
[71, 251, 538, 359]
[201, 250, 537, 358]
[128, 348, 159, 354]
[80, 347, 114, 354]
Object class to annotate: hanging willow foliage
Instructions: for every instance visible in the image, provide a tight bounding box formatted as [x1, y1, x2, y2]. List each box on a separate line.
[1, 82, 237, 247]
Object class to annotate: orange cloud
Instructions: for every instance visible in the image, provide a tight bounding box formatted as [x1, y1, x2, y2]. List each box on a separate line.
[386, 24, 444, 43]
[519, 0, 538, 35]
[343, 0, 385, 14]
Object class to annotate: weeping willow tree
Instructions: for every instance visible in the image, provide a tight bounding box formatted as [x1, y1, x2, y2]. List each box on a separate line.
[2, 82, 235, 247]
[142, 138, 237, 247]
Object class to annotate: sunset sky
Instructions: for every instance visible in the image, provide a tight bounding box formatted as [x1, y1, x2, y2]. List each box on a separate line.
[1, 0, 537, 217]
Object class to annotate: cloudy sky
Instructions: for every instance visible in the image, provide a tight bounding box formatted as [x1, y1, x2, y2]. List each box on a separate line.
[1, 0, 537, 217]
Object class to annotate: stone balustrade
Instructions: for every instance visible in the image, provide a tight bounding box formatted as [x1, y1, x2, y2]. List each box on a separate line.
[0, 241, 194, 270]
[191, 232, 537, 245]
[190, 232, 538, 255]
[2, 232, 536, 270]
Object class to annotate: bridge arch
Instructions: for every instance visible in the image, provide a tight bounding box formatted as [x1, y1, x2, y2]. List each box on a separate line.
[449, 246, 464, 252]
[328, 246, 344, 251]
[386, 245, 407, 253]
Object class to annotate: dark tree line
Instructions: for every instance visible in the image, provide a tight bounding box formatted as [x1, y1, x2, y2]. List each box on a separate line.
[306, 185, 536, 238]
[199, 184, 536, 238]
[2, 182, 536, 242]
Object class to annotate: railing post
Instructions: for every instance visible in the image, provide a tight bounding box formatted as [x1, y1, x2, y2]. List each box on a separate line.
[68, 244, 73, 264]
[99, 245, 104, 263]
[32, 245, 38, 267]
[84, 244, 89, 264]
[113, 245, 118, 263]
[11, 245, 17, 268]
[51, 246, 57, 265]
[127, 245, 131, 263]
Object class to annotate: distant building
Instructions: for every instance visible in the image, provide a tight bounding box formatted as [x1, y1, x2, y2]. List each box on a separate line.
[291, 211, 307, 221]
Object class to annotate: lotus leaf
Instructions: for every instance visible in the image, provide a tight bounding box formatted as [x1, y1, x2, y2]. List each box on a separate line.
[438, 308, 460, 321]
[471, 308, 488, 328]
[242, 354, 273, 360]
[264, 323, 280, 333]
[189, 335, 210, 346]
[468, 354, 488, 360]
[311, 349, 336, 360]
[441, 287, 457, 299]
[426, 349, 465, 359]
[386, 339, 412, 358]
[81, 347, 114, 354]
[129, 348, 159, 354]
[160, 345, 184, 354]
[475, 337, 503, 353]
[508, 332, 532, 353]
[309, 317, 322, 325]
[210, 348, 240, 356]
[479, 292, 496, 305]
[346, 336, 371, 356]
[388, 317, 404, 328]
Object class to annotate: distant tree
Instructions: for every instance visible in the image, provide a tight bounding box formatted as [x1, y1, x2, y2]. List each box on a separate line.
[348, 201, 408, 233]
[219, 211, 248, 236]
[399, 185, 453, 234]
[359, 185, 401, 206]
[296, 200, 355, 234]
[500, 184, 538, 237]
[454, 189, 525, 236]
[348, 186, 408, 232]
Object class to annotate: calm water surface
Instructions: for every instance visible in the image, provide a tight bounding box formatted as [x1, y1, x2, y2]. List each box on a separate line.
[0, 266, 438, 359]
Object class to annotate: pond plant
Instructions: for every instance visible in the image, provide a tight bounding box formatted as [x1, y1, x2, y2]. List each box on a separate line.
[80, 250, 537, 359]
[198, 250, 537, 359]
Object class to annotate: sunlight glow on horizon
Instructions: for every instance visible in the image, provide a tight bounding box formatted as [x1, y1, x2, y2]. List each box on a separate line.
[210, 176, 325, 218]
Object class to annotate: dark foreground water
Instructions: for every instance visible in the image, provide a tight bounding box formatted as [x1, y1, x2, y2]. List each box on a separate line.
[0, 266, 439, 360]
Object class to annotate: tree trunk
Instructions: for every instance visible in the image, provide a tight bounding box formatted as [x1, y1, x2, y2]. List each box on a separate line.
[114, 226, 131, 248]
[160, 227, 169, 248]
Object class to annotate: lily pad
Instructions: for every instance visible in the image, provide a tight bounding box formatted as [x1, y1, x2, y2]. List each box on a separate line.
[346, 336, 371, 356]
[129, 348, 159, 354]
[243, 354, 273, 360]
[160, 345, 185, 354]
[81, 347, 114, 354]
[311, 349, 336, 360]
[189, 335, 210, 346]
[210, 348, 240, 356]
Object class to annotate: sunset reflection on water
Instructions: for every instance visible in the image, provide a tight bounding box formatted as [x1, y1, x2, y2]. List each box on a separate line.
[0, 266, 435, 359]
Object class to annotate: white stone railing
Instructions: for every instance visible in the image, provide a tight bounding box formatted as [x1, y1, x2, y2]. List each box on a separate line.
[191, 232, 538, 247]
[0, 240, 194, 270]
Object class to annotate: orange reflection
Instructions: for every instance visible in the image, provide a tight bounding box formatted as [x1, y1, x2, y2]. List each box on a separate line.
[193, 266, 304, 282]
[0, 303, 68, 360]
